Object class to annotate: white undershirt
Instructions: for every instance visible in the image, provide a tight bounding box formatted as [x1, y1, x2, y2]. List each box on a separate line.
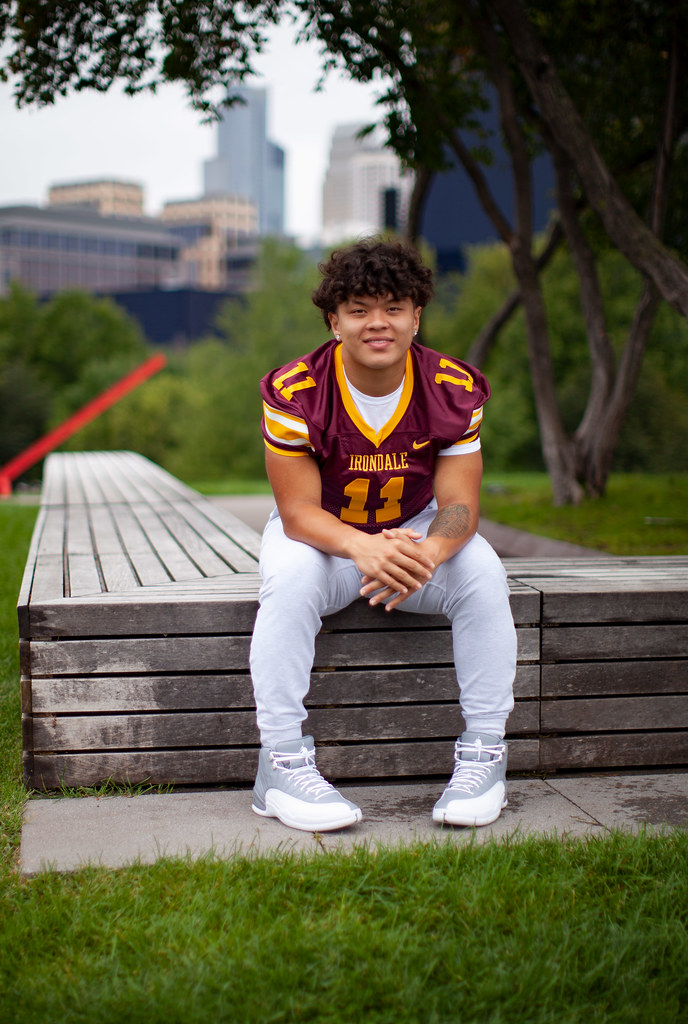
[345, 371, 405, 433]
[344, 370, 475, 455]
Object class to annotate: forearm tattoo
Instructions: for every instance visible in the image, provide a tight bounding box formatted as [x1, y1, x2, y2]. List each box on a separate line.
[428, 503, 471, 539]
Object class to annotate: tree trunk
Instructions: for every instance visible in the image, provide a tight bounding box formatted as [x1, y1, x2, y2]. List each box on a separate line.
[406, 166, 434, 245]
[576, 281, 661, 495]
[549, 142, 616, 466]
[512, 242, 583, 505]
[466, 218, 564, 367]
[475, 16, 584, 504]
[488, 0, 688, 319]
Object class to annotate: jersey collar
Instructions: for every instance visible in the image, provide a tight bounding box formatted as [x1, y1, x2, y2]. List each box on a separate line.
[334, 342, 414, 448]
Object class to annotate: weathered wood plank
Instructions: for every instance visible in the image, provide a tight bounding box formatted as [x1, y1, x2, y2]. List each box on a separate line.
[28, 664, 539, 714]
[28, 736, 539, 789]
[128, 504, 206, 582]
[26, 585, 261, 637]
[32, 710, 258, 750]
[24, 582, 534, 640]
[540, 732, 688, 771]
[26, 624, 539, 677]
[541, 695, 688, 732]
[17, 507, 47, 636]
[541, 590, 688, 624]
[542, 624, 688, 661]
[31, 700, 539, 753]
[317, 737, 540, 777]
[173, 499, 263, 565]
[100, 504, 172, 587]
[27, 636, 253, 676]
[542, 661, 688, 697]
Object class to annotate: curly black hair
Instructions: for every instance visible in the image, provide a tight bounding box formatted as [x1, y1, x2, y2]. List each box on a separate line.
[312, 238, 435, 329]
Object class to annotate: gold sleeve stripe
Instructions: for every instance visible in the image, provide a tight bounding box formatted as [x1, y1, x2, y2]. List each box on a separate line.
[262, 403, 313, 449]
[264, 440, 310, 457]
[263, 419, 312, 448]
[454, 430, 480, 446]
[464, 407, 483, 434]
[263, 402, 310, 436]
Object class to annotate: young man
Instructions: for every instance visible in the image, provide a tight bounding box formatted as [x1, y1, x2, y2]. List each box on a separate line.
[250, 239, 516, 832]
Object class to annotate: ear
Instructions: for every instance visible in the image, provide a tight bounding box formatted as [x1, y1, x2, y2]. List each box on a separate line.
[414, 307, 422, 334]
[329, 312, 340, 338]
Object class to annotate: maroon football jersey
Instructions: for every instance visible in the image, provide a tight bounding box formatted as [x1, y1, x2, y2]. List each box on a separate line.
[260, 339, 490, 534]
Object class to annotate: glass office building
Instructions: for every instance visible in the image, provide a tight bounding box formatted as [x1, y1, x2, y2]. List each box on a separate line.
[0, 205, 181, 296]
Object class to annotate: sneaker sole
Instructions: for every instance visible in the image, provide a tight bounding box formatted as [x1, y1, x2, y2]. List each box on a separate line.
[252, 798, 362, 833]
[432, 795, 508, 828]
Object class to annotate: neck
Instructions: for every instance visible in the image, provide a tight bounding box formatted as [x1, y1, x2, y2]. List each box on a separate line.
[341, 356, 407, 397]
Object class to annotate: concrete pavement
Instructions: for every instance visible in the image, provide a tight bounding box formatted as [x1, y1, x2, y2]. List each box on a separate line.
[19, 771, 688, 874]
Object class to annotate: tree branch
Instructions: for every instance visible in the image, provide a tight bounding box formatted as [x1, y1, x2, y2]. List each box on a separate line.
[466, 217, 564, 367]
[487, 0, 688, 319]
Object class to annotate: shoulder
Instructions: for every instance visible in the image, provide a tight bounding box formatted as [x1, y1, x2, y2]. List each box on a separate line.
[411, 342, 490, 409]
[260, 339, 336, 409]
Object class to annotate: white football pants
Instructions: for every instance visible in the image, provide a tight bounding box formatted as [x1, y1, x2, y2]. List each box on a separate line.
[250, 501, 517, 749]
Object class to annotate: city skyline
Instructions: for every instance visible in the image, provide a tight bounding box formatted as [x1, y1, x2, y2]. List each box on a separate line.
[0, 20, 384, 245]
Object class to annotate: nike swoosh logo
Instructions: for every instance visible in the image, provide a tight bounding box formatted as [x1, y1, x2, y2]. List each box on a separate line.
[412, 439, 431, 449]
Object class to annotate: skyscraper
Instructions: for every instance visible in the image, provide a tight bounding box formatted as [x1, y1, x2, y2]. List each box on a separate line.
[321, 124, 414, 244]
[203, 87, 285, 237]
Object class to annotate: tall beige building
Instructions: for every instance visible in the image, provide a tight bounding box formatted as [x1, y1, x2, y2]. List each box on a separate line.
[161, 195, 258, 290]
[322, 125, 414, 245]
[48, 180, 145, 218]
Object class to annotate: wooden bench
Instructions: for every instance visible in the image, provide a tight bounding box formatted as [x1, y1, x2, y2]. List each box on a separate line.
[18, 451, 688, 789]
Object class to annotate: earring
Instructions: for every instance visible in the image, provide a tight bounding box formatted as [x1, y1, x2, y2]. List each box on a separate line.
[335, 333, 341, 341]
[413, 329, 418, 336]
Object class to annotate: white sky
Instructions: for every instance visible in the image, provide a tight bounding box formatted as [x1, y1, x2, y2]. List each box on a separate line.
[0, 19, 385, 243]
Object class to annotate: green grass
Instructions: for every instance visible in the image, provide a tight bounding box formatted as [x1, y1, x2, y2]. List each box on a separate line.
[481, 472, 688, 555]
[190, 471, 688, 555]
[1, 834, 687, 1023]
[1, 486, 687, 1022]
[190, 476, 273, 495]
[0, 503, 38, 865]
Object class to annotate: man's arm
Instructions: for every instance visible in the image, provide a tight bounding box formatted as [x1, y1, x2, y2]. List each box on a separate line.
[265, 448, 435, 598]
[361, 449, 484, 611]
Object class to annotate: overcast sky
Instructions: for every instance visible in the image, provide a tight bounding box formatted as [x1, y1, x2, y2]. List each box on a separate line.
[0, 19, 385, 243]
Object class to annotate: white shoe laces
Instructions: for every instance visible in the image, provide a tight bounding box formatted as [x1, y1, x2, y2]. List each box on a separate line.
[445, 740, 504, 795]
[269, 746, 337, 799]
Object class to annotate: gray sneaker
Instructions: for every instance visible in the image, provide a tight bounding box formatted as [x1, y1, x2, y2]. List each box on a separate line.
[432, 731, 508, 827]
[252, 736, 363, 832]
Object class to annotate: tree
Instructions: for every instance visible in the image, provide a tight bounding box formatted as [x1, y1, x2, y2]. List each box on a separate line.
[0, 284, 150, 471]
[2, 1, 688, 501]
[293, 0, 688, 500]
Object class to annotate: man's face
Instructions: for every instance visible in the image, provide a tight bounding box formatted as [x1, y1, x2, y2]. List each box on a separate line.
[328, 293, 421, 390]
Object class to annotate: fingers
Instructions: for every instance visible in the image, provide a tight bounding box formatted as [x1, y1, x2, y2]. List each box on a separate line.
[353, 531, 435, 606]
[359, 554, 432, 598]
[361, 581, 414, 612]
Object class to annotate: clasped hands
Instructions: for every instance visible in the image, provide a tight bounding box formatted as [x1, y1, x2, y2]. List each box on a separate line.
[354, 527, 438, 612]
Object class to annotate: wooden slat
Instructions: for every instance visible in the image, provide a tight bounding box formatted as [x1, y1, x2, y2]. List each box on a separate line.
[31, 700, 539, 754]
[26, 623, 539, 677]
[28, 664, 539, 714]
[26, 583, 262, 637]
[540, 732, 688, 771]
[542, 661, 688, 697]
[541, 695, 688, 732]
[542, 624, 688, 661]
[28, 737, 540, 789]
[127, 503, 206, 582]
[100, 503, 172, 587]
[27, 635, 253, 676]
